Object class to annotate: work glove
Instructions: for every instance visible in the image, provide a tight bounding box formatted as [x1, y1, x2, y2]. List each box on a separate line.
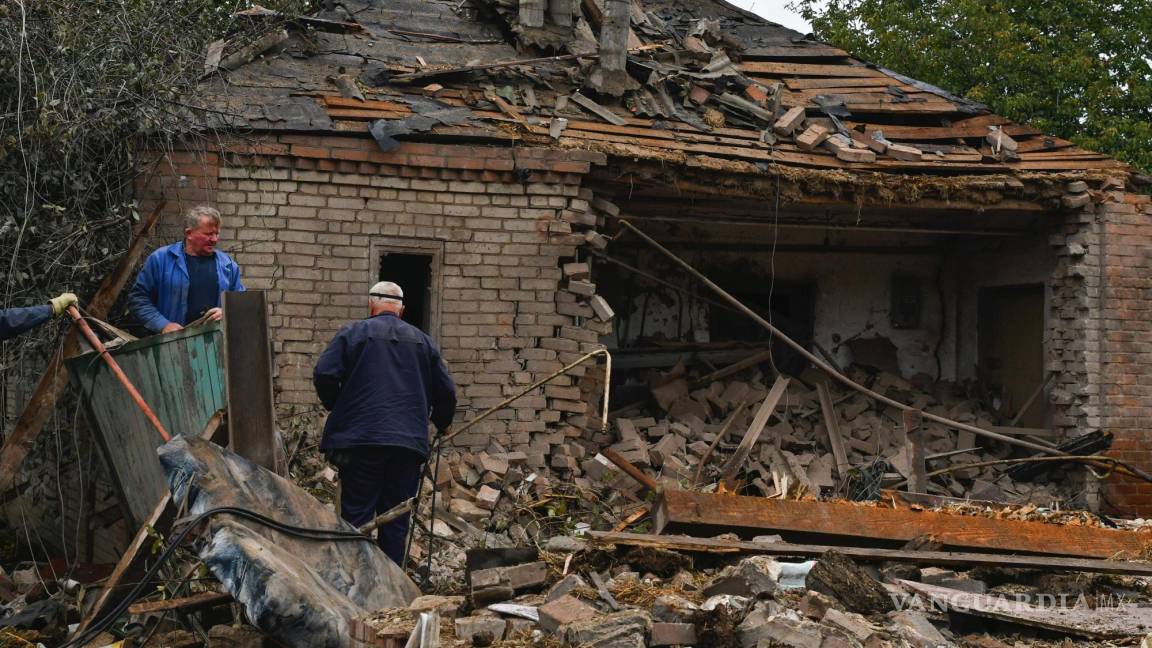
[50, 292, 78, 317]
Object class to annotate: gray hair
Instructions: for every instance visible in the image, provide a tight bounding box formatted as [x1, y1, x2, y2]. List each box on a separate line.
[185, 205, 221, 230]
[369, 281, 404, 307]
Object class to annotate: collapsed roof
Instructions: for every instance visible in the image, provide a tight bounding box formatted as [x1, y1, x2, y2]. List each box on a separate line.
[192, 0, 1131, 202]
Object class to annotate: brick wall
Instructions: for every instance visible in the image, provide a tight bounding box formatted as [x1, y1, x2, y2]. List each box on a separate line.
[1048, 202, 1104, 439]
[1095, 189, 1152, 514]
[1048, 184, 1152, 515]
[137, 135, 613, 458]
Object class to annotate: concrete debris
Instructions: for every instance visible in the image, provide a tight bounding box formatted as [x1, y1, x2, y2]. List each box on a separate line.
[562, 609, 651, 648]
[702, 555, 782, 598]
[454, 615, 507, 645]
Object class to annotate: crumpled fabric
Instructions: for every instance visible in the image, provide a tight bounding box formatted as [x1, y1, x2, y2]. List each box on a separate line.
[160, 437, 420, 648]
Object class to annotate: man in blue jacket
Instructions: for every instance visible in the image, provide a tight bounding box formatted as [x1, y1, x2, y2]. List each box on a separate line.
[314, 281, 456, 564]
[128, 205, 244, 334]
[0, 293, 78, 340]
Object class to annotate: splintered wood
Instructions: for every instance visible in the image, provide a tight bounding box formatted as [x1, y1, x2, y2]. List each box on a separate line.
[609, 360, 1069, 504]
[652, 490, 1152, 559]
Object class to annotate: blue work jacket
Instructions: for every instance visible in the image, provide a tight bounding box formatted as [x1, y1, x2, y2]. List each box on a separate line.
[0, 305, 52, 341]
[314, 313, 457, 457]
[127, 242, 245, 332]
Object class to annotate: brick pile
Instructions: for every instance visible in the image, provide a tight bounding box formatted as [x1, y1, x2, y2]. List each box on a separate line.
[356, 536, 1149, 648]
[139, 136, 616, 457]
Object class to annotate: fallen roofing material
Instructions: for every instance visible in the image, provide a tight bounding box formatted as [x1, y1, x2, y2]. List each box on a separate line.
[652, 489, 1152, 559]
[159, 436, 420, 648]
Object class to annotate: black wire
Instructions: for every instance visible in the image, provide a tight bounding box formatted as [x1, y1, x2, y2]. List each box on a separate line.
[61, 506, 371, 648]
[424, 435, 445, 583]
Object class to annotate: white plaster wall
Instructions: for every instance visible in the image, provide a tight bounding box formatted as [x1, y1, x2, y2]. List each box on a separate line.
[606, 247, 955, 379]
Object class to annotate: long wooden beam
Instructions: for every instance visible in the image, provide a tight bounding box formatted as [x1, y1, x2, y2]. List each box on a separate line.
[0, 204, 162, 493]
[587, 531, 1152, 577]
[652, 490, 1152, 559]
[127, 590, 234, 616]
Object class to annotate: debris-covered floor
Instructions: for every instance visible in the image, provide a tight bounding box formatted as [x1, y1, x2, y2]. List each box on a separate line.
[5, 352, 1152, 647]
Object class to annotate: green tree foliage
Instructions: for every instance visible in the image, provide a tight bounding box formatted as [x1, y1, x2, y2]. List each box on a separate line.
[792, 0, 1152, 173]
[0, 0, 310, 366]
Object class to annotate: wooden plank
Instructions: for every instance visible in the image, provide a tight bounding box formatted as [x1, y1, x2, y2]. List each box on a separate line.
[128, 590, 233, 616]
[903, 409, 927, 494]
[0, 206, 161, 493]
[858, 121, 1038, 141]
[785, 77, 912, 90]
[223, 291, 278, 472]
[787, 87, 928, 101]
[651, 490, 1152, 559]
[990, 425, 1061, 438]
[743, 45, 850, 59]
[68, 324, 225, 527]
[611, 506, 649, 532]
[690, 349, 776, 388]
[322, 96, 417, 112]
[718, 376, 790, 488]
[1014, 137, 1076, 153]
[587, 531, 1152, 576]
[75, 494, 175, 636]
[602, 447, 660, 493]
[740, 62, 890, 78]
[323, 108, 412, 121]
[74, 414, 227, 637]
[898, 580, 1152, 639]
[817, 382, 850, 479]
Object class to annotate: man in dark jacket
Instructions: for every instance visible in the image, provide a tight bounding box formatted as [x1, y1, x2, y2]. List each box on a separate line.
[1, 293, 77, 340]
[313, 281, 456, 564]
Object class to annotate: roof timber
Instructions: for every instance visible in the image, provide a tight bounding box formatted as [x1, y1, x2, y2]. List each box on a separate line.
[190, 0, 1131, 194]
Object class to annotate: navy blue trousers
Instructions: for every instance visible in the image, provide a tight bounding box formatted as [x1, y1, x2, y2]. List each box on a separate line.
[331, 446, 424, 565]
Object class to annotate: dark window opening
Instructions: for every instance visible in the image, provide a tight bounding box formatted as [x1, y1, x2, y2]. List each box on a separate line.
[709, 282, 815, 375]
[379, 252, 432, 333]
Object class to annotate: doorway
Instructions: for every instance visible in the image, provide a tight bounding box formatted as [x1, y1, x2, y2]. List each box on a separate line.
[379, 251, 433, 333]
[978, 284, 1047, 427]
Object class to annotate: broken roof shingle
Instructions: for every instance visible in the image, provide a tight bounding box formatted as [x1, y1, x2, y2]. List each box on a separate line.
[190, 0, 1129, 179]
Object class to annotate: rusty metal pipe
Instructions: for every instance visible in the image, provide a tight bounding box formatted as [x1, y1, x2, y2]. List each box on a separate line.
[67, 305, 171, 442]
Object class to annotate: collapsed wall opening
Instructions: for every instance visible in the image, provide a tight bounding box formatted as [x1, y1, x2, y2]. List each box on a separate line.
[586, 188, 1091, 506]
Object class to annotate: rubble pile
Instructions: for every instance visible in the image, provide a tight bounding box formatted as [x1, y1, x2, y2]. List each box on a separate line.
[415, 361, 1081, 570]
[606, 364, 1077, 505]
[358, 540, 1152, 648]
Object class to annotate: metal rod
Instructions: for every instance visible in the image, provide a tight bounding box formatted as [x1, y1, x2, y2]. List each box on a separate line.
[359, 498, 414, 535]
[67, 306, 170, 443]
[616, 219, 1152, 484]
[1009, 372, 1055, 427]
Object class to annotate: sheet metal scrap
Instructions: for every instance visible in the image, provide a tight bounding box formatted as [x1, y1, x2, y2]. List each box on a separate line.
[369, 97, 477, 152]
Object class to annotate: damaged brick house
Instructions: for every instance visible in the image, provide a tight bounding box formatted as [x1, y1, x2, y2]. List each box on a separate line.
[131, 0, 1152, 514]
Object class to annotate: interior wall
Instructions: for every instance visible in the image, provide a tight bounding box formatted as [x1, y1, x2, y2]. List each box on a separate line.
[603, 245, 955, 380]
[954, 233, 1055, 381]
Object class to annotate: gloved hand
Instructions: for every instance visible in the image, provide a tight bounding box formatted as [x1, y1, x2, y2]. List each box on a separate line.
[50, 292, 78, 317]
